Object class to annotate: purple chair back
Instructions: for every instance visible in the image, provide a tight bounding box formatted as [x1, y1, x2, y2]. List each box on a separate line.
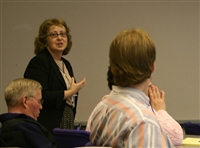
[184, 122, 200, 135]
[53, 128, 91, 148]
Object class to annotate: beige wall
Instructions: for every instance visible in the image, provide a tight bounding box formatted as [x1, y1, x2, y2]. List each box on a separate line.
[0, 0, 199, 122]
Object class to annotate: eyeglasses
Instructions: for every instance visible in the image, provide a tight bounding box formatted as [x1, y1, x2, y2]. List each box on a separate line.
[29, 96, 44, 105]
[47, 32, 67, 38]
[38, 99, 44, 105]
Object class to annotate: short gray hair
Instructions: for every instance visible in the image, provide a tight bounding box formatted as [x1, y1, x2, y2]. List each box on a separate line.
[5, 78, 42, 106]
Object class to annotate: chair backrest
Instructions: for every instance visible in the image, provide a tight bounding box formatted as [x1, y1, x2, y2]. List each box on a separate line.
[53, 128, 91, 148]
[184, 122, 200, 135]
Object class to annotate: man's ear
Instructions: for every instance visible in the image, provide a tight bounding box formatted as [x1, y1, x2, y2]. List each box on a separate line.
[152, 63, 155, 72]
[111, 66, 115, 75]
[22, 95, 28, 109]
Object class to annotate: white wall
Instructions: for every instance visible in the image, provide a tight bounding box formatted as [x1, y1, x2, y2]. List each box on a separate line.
[0, 0, 199, 122]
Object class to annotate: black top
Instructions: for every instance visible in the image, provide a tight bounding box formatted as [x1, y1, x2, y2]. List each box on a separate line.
[0, 113, 56, 148]
[24, 49, 78, 133]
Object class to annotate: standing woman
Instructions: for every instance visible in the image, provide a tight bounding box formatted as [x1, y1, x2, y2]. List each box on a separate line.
[24, 18, 86, 133]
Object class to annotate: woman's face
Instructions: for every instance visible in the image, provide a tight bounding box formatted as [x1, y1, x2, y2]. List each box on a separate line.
[46, 25, 68, 55]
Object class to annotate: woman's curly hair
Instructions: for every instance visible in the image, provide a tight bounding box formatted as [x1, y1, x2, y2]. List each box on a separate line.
[34, 18, 72, 55]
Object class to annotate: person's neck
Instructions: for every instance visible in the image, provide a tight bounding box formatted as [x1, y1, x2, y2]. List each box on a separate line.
[129, 79, 150, 96]
[47, 49, 62, 61]
[8, 107, 23, 114]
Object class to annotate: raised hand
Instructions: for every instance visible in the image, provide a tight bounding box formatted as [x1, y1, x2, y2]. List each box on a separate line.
[64, 77, 86, 98]
[148, 85, 166, 111]
[70, 77, 86, 94]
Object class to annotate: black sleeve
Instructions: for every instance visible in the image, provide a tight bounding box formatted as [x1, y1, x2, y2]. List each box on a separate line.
[24, 56, 65, 109]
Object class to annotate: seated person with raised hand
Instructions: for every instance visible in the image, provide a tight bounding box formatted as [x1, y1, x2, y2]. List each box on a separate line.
[148, 83, 183, 145]
[86, 28, 175, 148]
[104, 67, 183, 146]
[0, 78, 56, 148]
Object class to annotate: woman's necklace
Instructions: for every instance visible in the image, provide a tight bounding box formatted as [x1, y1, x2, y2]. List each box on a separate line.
[61, 61, 71, 85]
